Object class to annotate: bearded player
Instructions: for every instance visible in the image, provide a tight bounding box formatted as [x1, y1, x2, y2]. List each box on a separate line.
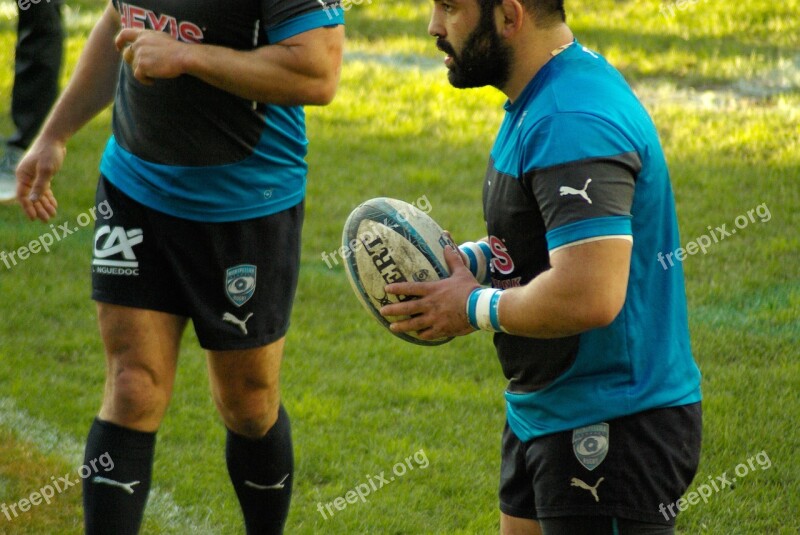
[16, 1, 344, 533]
[381, 1, 702, 534]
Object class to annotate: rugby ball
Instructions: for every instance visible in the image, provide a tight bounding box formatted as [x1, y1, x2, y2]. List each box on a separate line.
[342, 197, 454, 346]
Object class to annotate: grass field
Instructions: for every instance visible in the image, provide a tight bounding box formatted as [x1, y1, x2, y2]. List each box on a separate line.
[0, 0, 798, 533]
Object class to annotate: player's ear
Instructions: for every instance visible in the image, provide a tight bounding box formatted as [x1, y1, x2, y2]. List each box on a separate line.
[497, 0, 525, 39]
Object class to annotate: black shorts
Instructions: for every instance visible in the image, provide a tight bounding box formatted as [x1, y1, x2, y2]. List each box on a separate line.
[91, 175, 303, 351]
[499, 403, 702, 526]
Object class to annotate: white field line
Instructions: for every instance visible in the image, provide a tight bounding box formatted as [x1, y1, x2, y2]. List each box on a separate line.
[0, 397, 215, 534]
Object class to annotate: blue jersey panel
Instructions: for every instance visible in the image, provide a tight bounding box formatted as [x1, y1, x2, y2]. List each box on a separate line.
[545, 216, 632, 251]
[266, 9, 343, 42]
[101, 106, 308, 222]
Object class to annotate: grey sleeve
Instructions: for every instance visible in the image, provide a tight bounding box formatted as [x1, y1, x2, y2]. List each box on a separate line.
[523, 153, 640, 232]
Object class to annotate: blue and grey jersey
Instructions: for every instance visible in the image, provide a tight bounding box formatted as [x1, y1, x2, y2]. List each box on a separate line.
[101, 0, 344, 222]
[484, 41, 701, 441]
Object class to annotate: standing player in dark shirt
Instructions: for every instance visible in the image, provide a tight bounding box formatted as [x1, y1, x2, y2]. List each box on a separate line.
[382, 1, 701, 534]
[16, 1, 344, 533]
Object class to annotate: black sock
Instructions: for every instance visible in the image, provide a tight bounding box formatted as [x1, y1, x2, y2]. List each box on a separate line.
[82, 418, 156, 535]
[226, 405, 294, 535]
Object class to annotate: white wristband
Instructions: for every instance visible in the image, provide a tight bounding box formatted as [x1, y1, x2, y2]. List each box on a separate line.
[458, 241, 493, 285]
[466, 288, 507, 333]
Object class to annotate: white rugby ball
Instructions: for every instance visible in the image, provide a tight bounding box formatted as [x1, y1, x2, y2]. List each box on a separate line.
[342, 197, 454, 346]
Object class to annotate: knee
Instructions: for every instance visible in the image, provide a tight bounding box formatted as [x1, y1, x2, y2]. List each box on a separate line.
[214, 381, 280, 439]
[104, 363, 168, 426]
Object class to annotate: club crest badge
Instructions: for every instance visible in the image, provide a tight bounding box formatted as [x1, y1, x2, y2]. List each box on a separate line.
[225, 264, 257, 307]
[572, 423, 609, 471]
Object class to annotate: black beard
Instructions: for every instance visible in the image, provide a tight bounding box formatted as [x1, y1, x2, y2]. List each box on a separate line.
[438, 14, 512, 89]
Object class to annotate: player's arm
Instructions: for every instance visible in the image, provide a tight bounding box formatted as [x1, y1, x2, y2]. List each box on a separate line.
[17, 2, 122, 221]
[384, 114, 640, 340]
[115, 24, 344, 106]
[380, 237, 630, 340]
[495, 238, 631, 337]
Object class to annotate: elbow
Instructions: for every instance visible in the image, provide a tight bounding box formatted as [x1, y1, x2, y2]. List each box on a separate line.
[582, 293, 626, 330]
[302, 42, 343, 105]
[586, 303, 623, 329]
[303, 75, 339, 106]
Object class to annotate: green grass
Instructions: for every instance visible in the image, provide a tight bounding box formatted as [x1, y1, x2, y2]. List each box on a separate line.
[1, 0, 798, 533]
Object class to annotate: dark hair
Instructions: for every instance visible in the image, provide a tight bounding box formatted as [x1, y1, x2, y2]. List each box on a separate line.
[482, 0, 566, 27]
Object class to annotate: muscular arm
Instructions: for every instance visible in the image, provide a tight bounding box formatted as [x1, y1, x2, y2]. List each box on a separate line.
[117, 24, 345, 106]
[497, 238, 631, 338]
[381, 238, 632, 340]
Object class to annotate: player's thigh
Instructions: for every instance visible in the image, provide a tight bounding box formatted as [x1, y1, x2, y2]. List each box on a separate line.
[96, 303, 188, 429]
[96, 303, 187, 384]
[206, 337, 286, 434]
[501, 513, 542, 535]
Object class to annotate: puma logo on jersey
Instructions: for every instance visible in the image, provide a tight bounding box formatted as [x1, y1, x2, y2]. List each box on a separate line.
[244, 474, 289, 491]
[223, 312, 254, 335]
[92, 477, 141, 495]
[570, 476, 604, 502]
[559, 178, 593, 204]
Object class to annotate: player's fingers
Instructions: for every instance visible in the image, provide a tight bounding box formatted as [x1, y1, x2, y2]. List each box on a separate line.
[28, 163, 55, 203]
[115, 28, 140, 51]
[380, 298, 424, 319]
[384, 281, 429, 297]
[444, 244, 469, 273]
[25, 187, 56, 222]
[122, 45, 134, 65]
[133, 64, 155, 86]
[442, 230, 456, 244]
[33, 201, 53, 222]
[20, 197, 38, 221]
[36, 193, 58, 221]
[388, 315, 429, 335]
[16, 167, 37, 220]
[23, 165, 58, 221]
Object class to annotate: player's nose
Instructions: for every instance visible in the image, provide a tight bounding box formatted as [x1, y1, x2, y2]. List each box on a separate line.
[428, 6, 444, 38]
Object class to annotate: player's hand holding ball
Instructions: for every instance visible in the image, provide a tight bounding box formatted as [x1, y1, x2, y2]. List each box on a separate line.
[381, 243, 481, 341]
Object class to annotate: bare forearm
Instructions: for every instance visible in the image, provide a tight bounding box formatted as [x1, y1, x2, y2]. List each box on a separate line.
[181, 26, 344, 106]
[39, 6, 121, 144]
[499, 240, 632, 338]
[382, 239, 631, 342]
[499, 270, 617, 338]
